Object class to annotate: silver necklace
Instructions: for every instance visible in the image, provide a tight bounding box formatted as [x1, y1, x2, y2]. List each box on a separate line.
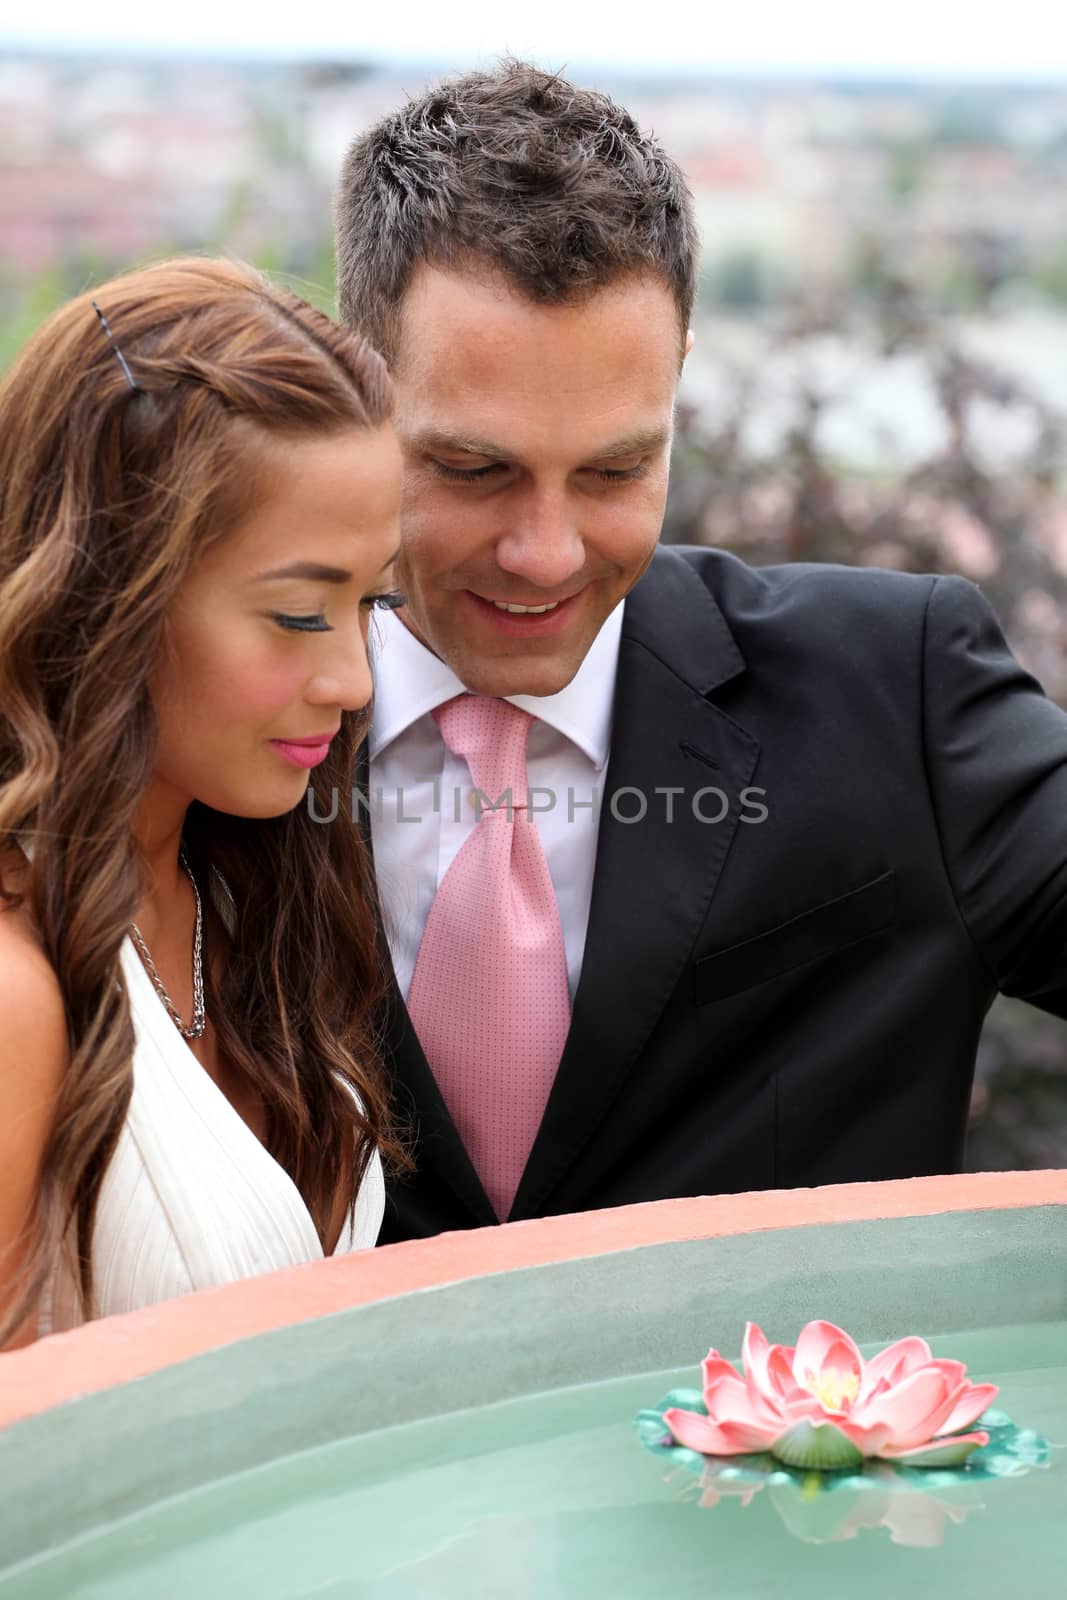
[129, 849, 206, 1039]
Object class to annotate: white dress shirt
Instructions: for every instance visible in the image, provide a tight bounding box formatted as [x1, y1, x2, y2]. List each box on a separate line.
[368, 603, 624, 1002]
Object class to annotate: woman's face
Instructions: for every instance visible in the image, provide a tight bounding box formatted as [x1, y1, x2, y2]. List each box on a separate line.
[148, 424, 402, 822]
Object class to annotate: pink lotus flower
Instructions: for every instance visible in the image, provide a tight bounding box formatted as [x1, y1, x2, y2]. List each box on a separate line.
[663, 1321, 998, 1471]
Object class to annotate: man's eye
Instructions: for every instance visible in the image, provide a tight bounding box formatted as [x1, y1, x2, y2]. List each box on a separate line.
[362, 591, 406, 612]
[588, 464, 647, 483]
[430, 459, 645, 485]
[431, 460, 503, 483]
[271, 612, 333, 633]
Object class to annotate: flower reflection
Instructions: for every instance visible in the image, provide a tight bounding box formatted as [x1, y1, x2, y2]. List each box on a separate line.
[684, 1456, 987, 1547]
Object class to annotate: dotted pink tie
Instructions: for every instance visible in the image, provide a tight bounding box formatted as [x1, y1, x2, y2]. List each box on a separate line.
[406, 695, 571, 1220]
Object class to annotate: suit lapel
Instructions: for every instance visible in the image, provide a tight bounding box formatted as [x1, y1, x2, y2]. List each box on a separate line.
[510, 548, 759, 1218]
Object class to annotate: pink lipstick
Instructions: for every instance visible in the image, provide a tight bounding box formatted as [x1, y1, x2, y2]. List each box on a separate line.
[269, 732, 337, 769]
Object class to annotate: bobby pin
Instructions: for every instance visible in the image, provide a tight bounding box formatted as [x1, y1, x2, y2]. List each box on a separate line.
[91, 300, 141, 392]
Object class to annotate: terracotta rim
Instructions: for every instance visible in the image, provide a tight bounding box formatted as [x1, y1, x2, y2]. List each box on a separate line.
[1, 1168, 1063, 1430]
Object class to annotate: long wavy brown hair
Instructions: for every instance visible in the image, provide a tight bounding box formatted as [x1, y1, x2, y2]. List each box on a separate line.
[0, 256, 407, 1346]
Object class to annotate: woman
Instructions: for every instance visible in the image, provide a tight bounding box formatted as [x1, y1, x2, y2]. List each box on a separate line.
[0, 258, 408, 1349]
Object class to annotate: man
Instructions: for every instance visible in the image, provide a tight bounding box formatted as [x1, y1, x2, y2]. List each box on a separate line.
[334, 61, 1067, 1243]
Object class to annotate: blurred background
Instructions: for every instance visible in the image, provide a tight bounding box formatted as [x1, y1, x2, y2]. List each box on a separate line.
[2, 3, 1067, 1167]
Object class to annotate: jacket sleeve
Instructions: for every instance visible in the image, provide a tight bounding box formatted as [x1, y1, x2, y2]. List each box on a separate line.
[922, 573, 1067, 1010]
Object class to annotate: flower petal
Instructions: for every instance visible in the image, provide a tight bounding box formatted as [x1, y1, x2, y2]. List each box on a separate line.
[859, 1336, 932, 1399]
[793, 1320, 862, 1389]
[742, 1322, 770, 1375]
[714, 1416, 783, 1453]
[742, 1323, 798, 1402]
[742, 1323, 774, 1401]
[873, 1376, 988, 1453]
[662, 1407, 739, 1455]
[701, 1351, 743, 1397]
[854, 1366, 956, 1447]
[779, 1392, 828, 1424]
[881, 1430, 990, 1468]
[938, 1383, 999, 1437]
[767, 1343, 800, 1399]
[704, 1372, 781, 1431]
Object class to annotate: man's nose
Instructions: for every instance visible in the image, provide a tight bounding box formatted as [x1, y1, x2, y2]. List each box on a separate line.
[495, 488, 585, 591]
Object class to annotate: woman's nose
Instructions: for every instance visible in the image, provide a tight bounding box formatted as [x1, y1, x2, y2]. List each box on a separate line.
[306, 634, 373, 714]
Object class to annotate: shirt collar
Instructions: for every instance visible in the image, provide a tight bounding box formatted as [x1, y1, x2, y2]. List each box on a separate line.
[369, 601, 623, 771]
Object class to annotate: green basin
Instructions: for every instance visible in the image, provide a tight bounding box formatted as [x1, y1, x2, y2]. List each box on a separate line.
[0, 1204, 1064, 1596]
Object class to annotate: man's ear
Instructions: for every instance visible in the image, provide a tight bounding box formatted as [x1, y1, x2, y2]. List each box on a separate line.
[684, 328, 694, 361]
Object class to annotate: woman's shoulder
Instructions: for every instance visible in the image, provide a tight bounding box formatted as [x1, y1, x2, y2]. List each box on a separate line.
[0, 848, 67, 1074]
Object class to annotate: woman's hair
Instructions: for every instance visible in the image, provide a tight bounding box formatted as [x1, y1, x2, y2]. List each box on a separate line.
[335, 57, 699, 364]
[0, 256, 406, 1345]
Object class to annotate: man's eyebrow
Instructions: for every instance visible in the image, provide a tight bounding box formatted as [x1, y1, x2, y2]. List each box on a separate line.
[409, 429, 506, 459]
[591, 426, 673, 461]
[254, 549, 399, 584]
[409, 425, 672, 462]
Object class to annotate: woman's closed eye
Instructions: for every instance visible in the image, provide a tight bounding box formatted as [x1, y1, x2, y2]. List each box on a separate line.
[271, 612, 331, 633]
[270, 592, 405, 633]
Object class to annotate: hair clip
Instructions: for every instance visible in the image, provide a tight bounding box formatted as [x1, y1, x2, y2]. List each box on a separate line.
[91, 300, 140, 392]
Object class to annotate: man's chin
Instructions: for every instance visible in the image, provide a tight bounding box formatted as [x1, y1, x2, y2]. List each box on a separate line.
[454, 657, 582, 699]
[402, 609, 591, 697]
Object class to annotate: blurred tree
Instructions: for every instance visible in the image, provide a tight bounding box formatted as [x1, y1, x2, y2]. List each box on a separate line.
[1033, 247, 1067, 307]
[710, 249, 774, 311]
[885, 140, 925, 203]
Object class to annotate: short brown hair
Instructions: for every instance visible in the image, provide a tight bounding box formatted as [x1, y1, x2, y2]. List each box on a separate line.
[335, 59, 699, 359]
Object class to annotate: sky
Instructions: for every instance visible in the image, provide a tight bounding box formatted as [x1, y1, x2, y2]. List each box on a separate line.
[3, 0, 1067, 80]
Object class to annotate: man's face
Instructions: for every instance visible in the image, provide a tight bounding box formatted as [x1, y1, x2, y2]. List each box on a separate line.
[390, 266, 688, 697]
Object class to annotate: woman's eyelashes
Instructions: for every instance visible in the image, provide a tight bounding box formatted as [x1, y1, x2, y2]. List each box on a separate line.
[271, 612, 331, 633]
[270, 593, 405, 633]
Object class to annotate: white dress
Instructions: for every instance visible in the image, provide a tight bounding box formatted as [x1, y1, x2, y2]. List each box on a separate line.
[39, 936, 385, 1334]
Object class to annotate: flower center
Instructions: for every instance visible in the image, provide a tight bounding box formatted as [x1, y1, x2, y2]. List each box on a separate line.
[804, 1366, 860, 1412]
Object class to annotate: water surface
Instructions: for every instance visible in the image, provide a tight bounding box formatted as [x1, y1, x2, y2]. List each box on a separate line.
[5, 1322, 1064, 1599]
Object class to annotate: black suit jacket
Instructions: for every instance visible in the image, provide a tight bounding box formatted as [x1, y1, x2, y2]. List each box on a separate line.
[375, 546, 1067, 1243]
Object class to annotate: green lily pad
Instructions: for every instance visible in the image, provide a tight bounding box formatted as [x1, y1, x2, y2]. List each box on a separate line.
[635, 1390, 1049, 1486]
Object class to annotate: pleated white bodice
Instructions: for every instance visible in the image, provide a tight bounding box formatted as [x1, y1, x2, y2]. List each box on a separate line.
[39, 936, 384, 1334]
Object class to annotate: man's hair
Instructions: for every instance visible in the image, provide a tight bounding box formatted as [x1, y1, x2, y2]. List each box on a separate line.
[335, 59, 699, 360]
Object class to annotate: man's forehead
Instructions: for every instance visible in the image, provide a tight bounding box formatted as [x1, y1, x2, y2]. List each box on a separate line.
[393, 262, 683, 371]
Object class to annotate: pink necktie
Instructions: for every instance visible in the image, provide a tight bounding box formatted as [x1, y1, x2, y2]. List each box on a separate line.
[406, 695, 571, 1220]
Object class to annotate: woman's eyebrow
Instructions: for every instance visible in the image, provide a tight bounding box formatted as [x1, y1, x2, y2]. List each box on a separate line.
[254, 548, 399, 584]
[254, 561, 351, 584]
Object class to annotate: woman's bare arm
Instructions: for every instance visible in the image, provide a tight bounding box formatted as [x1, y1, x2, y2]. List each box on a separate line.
[0, 924, 68, 1350]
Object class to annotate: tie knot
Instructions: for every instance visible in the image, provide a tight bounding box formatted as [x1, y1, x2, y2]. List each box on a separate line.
[434, 694, 533, 810]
